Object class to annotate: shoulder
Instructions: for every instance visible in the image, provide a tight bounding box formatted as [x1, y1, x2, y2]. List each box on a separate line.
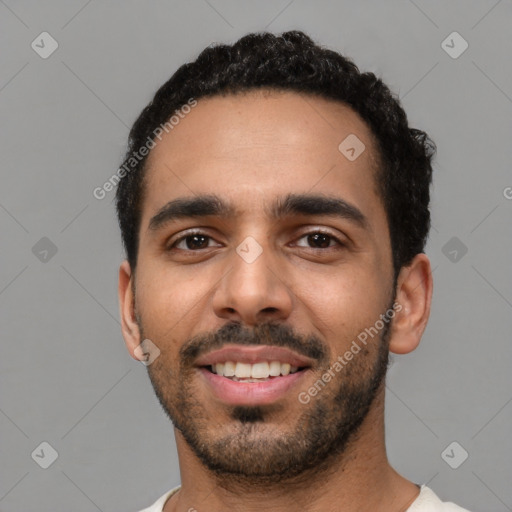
[136, 486, 181, 512]
[406, 485, 472, 512]
[137, 484, 471, 512]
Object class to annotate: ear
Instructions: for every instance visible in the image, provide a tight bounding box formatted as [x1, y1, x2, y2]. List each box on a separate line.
[118, 260, 142, 361]
[389, 253, 433, 355]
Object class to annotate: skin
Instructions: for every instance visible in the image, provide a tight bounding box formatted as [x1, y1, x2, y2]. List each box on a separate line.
[118, 90, 433, 512]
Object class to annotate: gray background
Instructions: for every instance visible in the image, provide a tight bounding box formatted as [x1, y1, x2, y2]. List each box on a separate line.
[1, 1, 511, 511]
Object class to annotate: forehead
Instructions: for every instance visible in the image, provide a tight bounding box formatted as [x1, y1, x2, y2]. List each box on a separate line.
[141, 90, 385, 229]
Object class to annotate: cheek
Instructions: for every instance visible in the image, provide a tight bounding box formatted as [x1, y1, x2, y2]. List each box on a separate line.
[294, 267, 389, 341]
[135, 261, 214, 341]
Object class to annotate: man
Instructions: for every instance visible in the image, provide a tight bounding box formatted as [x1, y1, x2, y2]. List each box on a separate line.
[116, 31, 471, 511]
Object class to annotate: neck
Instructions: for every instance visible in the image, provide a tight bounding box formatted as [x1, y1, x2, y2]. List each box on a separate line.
[164, 384, 420, 512]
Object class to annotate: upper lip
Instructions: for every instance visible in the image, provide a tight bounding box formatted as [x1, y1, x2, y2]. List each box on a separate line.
[194, 345, 315, 368]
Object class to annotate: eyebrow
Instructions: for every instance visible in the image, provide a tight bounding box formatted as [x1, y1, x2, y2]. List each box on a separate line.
[148, 193, 369, 232]
[148, 195, 235, 231]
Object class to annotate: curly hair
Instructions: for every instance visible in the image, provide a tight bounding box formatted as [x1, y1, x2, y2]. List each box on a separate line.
[116, 30, 435, 277]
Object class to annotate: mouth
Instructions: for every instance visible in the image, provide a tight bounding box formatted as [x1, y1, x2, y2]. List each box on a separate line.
[195, 345, 313, 405]
[204, 360, 305, 382]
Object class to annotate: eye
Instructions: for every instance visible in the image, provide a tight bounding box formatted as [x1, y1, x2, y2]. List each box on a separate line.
[169, 232, 220, 251]
[166, 229, 345, 253]
[294, 231, 344, 249]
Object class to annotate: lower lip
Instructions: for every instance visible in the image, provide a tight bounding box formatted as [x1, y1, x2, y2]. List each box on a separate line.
[199, 367, 307, 406]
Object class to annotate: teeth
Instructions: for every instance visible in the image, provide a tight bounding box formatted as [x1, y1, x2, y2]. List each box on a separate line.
[281, 363, 291, 376]
[211, 360, 300, 379]
[223, 361, 236, 377]
[251, 362, 270, 379]
[235, 362, 252, 378]
[269, 361, 281, 376]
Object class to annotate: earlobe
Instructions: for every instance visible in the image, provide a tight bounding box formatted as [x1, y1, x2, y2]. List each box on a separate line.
[118, 260, 142, 360]
[389, 253, 433, 355]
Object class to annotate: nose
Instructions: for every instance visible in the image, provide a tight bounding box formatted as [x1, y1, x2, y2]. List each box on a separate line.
[212, 240, 293, 326]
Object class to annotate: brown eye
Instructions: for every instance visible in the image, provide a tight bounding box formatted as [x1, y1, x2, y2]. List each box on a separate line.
[295, 231, 342, 250]
[307, 233, 332, 248]
[169, 232, 218, 251]
[183, 234, 210, 250]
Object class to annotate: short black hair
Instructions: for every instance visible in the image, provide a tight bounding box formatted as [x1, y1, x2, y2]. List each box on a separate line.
[116, 30, 435, 277]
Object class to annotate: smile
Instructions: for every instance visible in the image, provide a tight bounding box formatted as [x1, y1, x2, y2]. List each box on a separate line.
[195, 345, 313, 405]
[207, 361, 302, 381]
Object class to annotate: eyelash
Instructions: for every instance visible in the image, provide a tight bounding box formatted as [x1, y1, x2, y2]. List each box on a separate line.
[167, 229, 345, 252]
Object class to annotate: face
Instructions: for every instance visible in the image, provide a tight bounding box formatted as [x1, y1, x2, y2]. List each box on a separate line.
[130, 90, 396, 482]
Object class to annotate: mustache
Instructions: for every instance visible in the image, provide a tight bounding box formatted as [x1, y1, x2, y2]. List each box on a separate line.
[180, 321, 328, 367]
